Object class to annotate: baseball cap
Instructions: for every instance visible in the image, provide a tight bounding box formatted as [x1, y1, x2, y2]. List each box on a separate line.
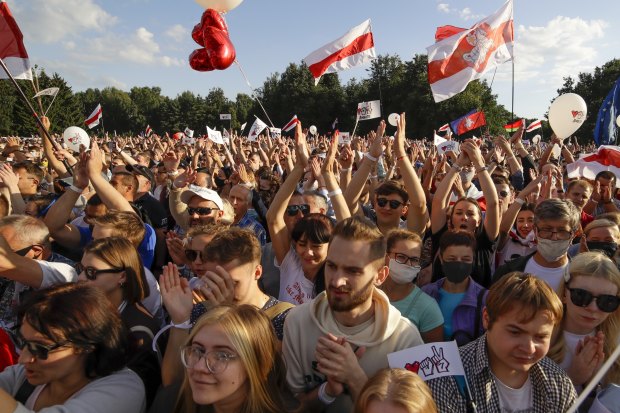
[180, 185, 224, 210]
[126, 164, 156, 190]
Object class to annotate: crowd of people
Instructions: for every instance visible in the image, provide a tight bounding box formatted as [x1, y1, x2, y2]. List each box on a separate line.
[0, 112, 617, 413]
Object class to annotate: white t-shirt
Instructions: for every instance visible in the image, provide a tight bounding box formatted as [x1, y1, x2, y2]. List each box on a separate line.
[276, 248, 315, 305]
[142, 266, 164, 327]
[523, 257, 568, 292]
[494, 374, 534, 413]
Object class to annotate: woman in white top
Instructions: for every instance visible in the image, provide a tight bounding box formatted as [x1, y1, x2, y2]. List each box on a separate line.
[0, 283, 145, 413]
[548, 251, 620, 390]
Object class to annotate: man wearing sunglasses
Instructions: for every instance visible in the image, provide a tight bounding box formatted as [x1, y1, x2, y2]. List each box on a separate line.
[172, 186, 224, 231]
[494, 199, 581, 292]
[492, 175, 514, 217]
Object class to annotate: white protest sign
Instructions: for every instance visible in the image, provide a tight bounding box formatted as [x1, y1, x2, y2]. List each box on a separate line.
[181, 136, 196, 145]
[184, 127, 194, 138]
[388, 341, 465, 381]
[269, 127, 282, 139]
[338, 132, 351, 144]
[207, 126, 224, 145]
[248, 117, 267, 141]
[437, 140, 459, 155]
[434, 133, 447, 146]
[220, 113, 232, 120]
[356, 100, 381, 121]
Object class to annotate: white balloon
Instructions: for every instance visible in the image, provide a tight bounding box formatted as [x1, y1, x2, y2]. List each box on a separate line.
[309, 125, 317, 135]
[195, 0, 243, 12]
[62, 126, 90, 152]
[548, 93, 587, 140]
[617, 115, 620, 128]
[388, 113, 400, 127]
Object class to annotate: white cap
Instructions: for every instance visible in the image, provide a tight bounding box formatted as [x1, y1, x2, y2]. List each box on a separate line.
[180, 185, 224, 210]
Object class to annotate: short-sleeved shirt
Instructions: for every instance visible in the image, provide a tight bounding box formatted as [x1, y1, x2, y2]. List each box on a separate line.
[391, 286, 444, 334]
[276, 248, 315, 305]
[78, 224, 156, 269]
[237, 212, 267, 246]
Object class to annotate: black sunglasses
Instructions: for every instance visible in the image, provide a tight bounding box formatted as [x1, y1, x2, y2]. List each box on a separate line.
[184, 249, 203, 262]
[76, 262, 125, 281]
[14, 245, 36, 257]
[286, 204, 310, 217]
[377, 198, 404, 209]
[188, 207, 217, 216]
[568, 287, 620, 313]
[14, 330, 70, 360]
[498, 190, 509, 198]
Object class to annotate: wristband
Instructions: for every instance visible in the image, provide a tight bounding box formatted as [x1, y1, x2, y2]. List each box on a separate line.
[396, 155, 407, 162]
[365, 153, 378, 162]
[340, 167, 352, 172]
[514, 197, 525, 205]
[475, 165, 488, 174]
[328, 189, 342, 198]
[318, 382, 336, 405]
[67, 185, 83, 193]
[152, 319, 192, 352]
[167, 170, 179, 177]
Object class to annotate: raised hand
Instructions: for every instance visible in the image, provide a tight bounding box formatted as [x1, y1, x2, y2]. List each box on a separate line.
[159, 262, 193, 324]
[295, 121, 310, 167]
[86, 140, 104, 177]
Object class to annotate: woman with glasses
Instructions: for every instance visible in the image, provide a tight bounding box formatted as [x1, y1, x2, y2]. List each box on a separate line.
[380, 230, 444, 343]
[548, 252, 620, 392]
[174, 304, 288, 413]
[78, 237, 160, 407]
[0, 283, 146, 412]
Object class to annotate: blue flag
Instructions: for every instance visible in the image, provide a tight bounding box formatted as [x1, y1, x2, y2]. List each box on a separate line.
[594, 76, 620, 146]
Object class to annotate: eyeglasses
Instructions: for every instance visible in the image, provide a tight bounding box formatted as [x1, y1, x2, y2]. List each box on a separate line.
[536, 226, 573, 241]
[498, 190, 510, 198]
[188, 207, 217, 216]
[286, 204, 310, 217]
[14, 330, 70, 360]
[180, 345, 238, 374]
[390, 252, 421, 267]
[184, 249, 203, 262]
[14, 245, 36, 257]
[76, 262, 125, 281]
[377, 198, 404, 209]
[567, 287, 620, 313]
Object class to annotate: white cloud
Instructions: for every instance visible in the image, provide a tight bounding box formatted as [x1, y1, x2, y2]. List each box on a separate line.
[459, 8, 482, 21]
[165, 24, 188, 43]
[437, 3, 451, 13]
[12, 0, 116, 44]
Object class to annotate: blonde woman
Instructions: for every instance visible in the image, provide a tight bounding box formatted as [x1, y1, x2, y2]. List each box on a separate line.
[354, 368, 437, 413]
[174, 305, 288, 413]
[549, 252, 620, 390]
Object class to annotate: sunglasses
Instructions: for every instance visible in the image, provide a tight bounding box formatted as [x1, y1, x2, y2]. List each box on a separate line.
[76, 263, 125, 281]
[14, 245, 36, 257]
[568, 287, 620, 313]
[184, 249, 203, 262]
[498, 190, 509, 198]
[14, 330, 70, 360]
[286, 204, 310, 217]
[377, 198, 404, 209]
[188, 207, 217, 216]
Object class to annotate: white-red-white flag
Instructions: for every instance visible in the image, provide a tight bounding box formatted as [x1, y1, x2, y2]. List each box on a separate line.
[0, 0, 32, 80]
[84, 104, 102, 129]
[427, 0, 514, 103]
[145, 125, 153, 136]
[526, 119, 542, 132]
[304, 19, 376, 86]
[438, 123, 450, 133]
[567, 146, 620, 188]
[282, 115, 299, 132]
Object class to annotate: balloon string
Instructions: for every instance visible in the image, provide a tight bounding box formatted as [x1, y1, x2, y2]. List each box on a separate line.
[235, 60, 275, 128]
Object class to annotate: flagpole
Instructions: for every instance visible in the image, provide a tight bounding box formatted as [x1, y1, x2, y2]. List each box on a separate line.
[0, 58, 73, 175]
[43, 92, 58, 116]
[234, 60, 275, 127]
[511, 59, 515, 125]
[351, 118, 360, 139]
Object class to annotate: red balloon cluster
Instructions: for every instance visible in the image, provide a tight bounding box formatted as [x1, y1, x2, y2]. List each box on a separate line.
[189, 9, 236, 72]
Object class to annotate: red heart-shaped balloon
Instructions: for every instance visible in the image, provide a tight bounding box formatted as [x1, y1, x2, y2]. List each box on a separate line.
[191, 23, 205, 46]
[189, 48, 215, 72]
[405, 362, 421, 374]
[201, 8, 228, 34]
[202, 26, 236, 70]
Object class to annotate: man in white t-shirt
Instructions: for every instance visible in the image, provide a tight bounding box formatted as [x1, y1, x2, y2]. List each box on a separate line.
[494, 199, 580, 292]
[428, 272, 576, 412]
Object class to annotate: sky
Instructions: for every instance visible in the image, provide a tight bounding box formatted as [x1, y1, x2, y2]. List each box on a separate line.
[8, 0, 620, 121]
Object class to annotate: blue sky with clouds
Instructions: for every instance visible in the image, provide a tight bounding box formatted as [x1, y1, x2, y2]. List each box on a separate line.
[9, 0, 620, 120]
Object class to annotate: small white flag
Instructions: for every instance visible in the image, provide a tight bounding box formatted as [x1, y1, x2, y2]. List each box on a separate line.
[184, 127, 194, 138]
[33, 87, 59, 98]
[338, 132, 351, 144]
[356, 100, 381, 121]
[220, 113, 232, 120]
[434, 133, 447, 146]
[388, 341, 465, 381]
[240, 122, 247, 132]
[248, 117, 267, 141]
[207, 126, 224, 144]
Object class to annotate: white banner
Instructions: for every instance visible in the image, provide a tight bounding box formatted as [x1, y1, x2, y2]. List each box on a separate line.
[437, 140, 459, 155]
[220, 114, 232, 120]
[248, 117, 267, 141]
[33, 87, 59, 98]
[181, 136, 195, 145]
[269, 127, 282, 139]
[338, 132, 351, 144]
[207, 126, 224, 145]
[356, 100, 381, 121]
[388, 341, 465, 381]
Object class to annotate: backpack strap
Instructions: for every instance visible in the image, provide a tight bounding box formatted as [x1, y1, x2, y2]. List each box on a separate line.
[15, 379, 36, 405]
[263, 301, 294, 319]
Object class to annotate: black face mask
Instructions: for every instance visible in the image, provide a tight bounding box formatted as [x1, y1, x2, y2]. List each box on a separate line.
[586, 241, 618, 259]
[442, 261, 472, 284]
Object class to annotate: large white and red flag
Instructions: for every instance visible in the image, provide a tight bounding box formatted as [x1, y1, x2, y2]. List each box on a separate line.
[567, 146, 620, 188]
[304, 19, 376, 85]
[427, 0, 514, 102]
[526, 119, 542, 132]
[84, 104, 102, 129]
[0, 0, 32, 80]
[282, 115, 299, 132]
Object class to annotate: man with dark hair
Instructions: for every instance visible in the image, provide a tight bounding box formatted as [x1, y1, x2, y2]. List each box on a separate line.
[583, 171, 620, 216]
[283, 216, 423, 412]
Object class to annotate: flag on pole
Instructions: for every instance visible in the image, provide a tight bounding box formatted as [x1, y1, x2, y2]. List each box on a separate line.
[145, 125, 153, 136]
[206, 126, 224, 144]
[303, 19, 376, 85]
[526, 119, 543, 133]
[184, 127, 194, 138]
[248, 117, 267, 141]
[434, 133, 447, 146]
[33, 87, 59, 98]
[331, 118, 339, 130]
[84, 104, 102, 129]
[593, 77, 620, 146]
[240, 122, 247, 132]
[449, 110, 486, 135]
[438, 123, 450, 133]
[427, 0, 514, 102]
[0, 0, 32, 80]
[282, 115, 299, 132]
[357, 100, 381, 121]
[503, 119, 523, 132]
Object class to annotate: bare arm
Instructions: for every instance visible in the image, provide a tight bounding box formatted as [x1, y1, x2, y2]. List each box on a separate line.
[39, 117, 69, 177]
[88, 141, 133, 213]
[322, 132, 350, 222]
